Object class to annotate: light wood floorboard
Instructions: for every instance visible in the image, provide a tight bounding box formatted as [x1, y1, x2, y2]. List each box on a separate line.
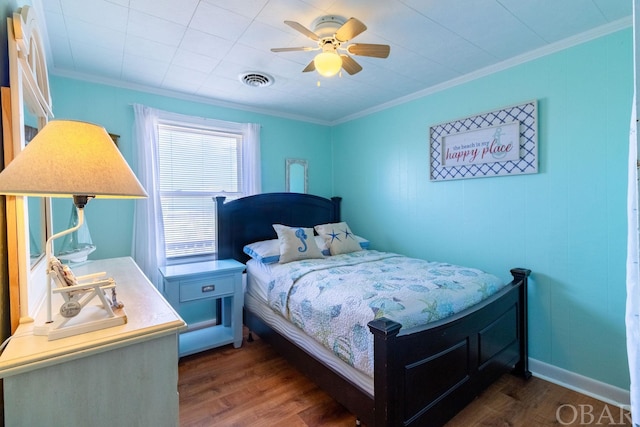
[178, 329, 631, 426]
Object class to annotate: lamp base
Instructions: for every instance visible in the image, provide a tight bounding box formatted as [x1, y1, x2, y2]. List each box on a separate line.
[34, 305, 127, 341]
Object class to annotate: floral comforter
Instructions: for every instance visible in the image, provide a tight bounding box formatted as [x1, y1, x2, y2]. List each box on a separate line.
[266, 250, 505, 377]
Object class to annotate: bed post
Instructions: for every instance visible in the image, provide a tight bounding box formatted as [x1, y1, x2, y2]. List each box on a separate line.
[215, 196, 230, 260]
[510, 267, 532, 379]
[368, 317, 402, 427]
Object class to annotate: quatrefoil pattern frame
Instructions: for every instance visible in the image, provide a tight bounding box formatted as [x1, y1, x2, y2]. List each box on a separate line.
[429, 100, 538, 181]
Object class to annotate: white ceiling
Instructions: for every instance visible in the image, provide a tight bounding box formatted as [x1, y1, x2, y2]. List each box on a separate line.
[33, 0, 631, 125]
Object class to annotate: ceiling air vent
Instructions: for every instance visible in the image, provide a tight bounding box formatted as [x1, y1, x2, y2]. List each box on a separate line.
[239, 72, 274, 88]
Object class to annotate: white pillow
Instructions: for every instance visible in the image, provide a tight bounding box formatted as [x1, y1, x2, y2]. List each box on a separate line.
[315, 221, 362, 255]
[272, 224, 324, 263]
[243, 239, 280, 264]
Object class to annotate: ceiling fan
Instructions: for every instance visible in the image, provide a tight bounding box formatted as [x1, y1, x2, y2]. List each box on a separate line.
[271, 15, 391, 78]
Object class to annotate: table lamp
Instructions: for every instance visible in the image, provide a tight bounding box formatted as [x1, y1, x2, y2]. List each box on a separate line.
[0, 119, 148, 339]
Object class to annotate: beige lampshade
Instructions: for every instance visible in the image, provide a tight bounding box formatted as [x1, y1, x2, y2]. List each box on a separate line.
[0, 120, 147, 199]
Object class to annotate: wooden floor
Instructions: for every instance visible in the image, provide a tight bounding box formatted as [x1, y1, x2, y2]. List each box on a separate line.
[178, 329, 631, 426]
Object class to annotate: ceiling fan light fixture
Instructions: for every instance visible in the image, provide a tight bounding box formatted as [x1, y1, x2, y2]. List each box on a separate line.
[314, 51, 342, 77]
[271, 16, 389, 77]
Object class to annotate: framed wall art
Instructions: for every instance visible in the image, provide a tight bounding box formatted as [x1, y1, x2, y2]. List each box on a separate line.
[429, 100, 538, 181]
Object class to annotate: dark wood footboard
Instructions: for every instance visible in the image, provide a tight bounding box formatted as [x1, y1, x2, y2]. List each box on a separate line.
[245, 267, 530, 427]
[368, 267, 531, 426]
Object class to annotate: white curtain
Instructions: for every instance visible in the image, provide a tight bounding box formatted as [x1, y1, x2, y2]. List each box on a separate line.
[629, 3, 640, 425]
[243, 122, 262, 195]
[131, 104, 166, 288]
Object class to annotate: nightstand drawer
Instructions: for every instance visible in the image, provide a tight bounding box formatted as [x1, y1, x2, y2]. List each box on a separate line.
[180, 275, 235, 302]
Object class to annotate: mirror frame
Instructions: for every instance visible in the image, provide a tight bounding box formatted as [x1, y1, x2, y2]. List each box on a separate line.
[5, 6, 53, 328]
[285, 158, 308, 194]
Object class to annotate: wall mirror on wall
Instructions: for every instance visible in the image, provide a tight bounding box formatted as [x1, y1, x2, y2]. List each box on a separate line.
[24, 109, 46, 267]
[285, 158, 308, 193]
[5, 6, 54, 328]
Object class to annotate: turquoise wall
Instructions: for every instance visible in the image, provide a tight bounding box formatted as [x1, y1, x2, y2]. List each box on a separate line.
[48, 27, 632, 391]
[48, 76, 333, 259]
[331, 29, 632, 389]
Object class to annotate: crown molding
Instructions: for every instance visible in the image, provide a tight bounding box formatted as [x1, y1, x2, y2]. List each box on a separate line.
[333, 16, 632, 125]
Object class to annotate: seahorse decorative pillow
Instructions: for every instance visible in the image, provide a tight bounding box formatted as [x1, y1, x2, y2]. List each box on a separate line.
[272, 224, 324, 263]
[315, 221, 362, 255]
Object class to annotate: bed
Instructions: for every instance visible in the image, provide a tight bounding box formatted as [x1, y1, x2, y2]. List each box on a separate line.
[215, 192, 531, 427]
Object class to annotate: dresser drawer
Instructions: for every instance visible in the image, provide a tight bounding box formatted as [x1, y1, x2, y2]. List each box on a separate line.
[180, 275, 235, 302]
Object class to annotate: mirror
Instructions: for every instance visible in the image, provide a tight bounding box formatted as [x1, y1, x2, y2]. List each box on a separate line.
[24, 109, 46, 267]
[6, 6, 54, 326]
[285, 158, 308, 193]
[27, 197, 44, 261]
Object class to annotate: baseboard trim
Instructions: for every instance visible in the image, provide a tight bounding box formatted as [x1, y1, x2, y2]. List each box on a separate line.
[529, 358, 630, 408]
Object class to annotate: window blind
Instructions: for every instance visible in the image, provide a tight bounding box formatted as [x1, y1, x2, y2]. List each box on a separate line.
[157, 123, 243, 259]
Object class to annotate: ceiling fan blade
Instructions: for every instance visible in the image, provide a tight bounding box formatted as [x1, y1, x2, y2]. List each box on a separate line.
[285, 20, 319, 41]
[302, 60, 316, 73]
[335, 17, 367, 42]
[271, 47, 316, 53]
[340, 54, 363, 75]
[347, 43, 390, 58]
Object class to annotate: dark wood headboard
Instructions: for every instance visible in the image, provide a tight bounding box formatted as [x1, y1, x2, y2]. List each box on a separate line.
[215, 193, 342, 263]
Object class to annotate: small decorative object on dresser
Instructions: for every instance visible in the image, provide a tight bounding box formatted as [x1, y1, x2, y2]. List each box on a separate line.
[159, 259, 245, 357]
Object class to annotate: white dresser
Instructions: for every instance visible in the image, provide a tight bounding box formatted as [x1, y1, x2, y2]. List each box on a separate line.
[0, 257, 186, 427]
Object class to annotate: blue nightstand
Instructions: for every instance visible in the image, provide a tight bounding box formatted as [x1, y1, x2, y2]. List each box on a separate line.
[159, 259, 245, 357]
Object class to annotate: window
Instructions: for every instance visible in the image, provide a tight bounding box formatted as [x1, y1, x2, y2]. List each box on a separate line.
[157, 120, 245, 260]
